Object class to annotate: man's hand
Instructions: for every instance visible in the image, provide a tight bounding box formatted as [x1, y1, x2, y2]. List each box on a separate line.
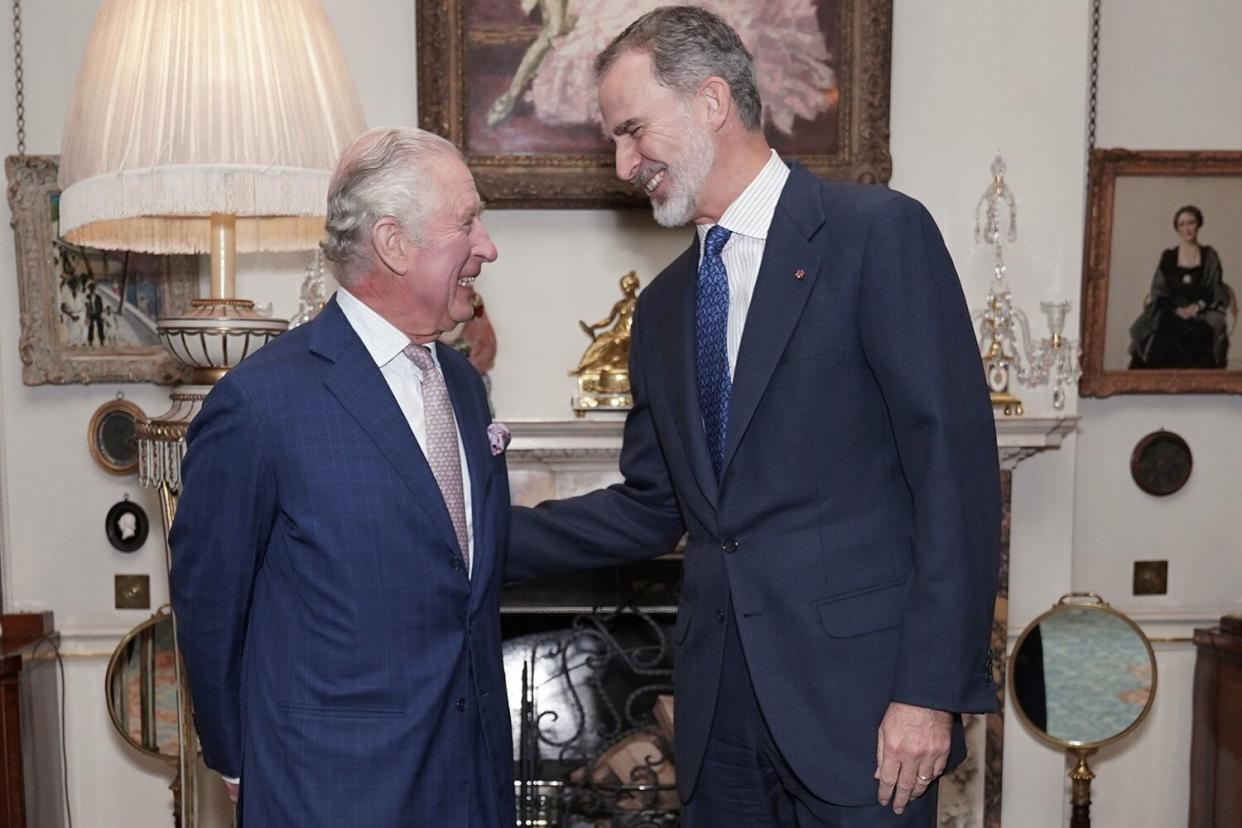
[222, 778, 240, 804]
[1176, 304, 1200, 320]
[874, 701, 951, 814]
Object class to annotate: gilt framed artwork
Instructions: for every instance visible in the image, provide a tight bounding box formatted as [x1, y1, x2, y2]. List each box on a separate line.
[416, 0, 893, 207]
[1080, 149, 1242, 396]
[6, 155, 195, 386]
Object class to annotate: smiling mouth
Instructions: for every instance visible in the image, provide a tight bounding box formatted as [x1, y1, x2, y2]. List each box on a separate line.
[633, 166, 667, 196]
[457, 276, 476, 288]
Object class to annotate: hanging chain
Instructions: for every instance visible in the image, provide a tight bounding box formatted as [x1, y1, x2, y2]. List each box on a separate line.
[12, 0, 24, 155]
[1087, 0, 1100, 153]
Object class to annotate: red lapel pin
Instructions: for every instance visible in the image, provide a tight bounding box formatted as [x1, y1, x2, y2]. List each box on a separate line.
[794, 268, 806, 280]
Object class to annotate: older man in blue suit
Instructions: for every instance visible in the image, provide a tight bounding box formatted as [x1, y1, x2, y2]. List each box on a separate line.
[507, 8, 1001, 827]
[170, 127, 514, 826]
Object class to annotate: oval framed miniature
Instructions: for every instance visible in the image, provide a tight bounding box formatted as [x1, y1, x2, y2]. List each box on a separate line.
[88, 398, 144, 476]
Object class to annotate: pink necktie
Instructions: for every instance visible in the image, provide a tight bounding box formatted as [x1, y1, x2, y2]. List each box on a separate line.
[404, 344, 469, 572]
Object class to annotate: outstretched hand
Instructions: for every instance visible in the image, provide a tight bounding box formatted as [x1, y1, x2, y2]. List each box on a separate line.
[874, 701, 951, 814]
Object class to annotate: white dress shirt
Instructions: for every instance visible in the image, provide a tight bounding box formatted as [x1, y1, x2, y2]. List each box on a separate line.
[336, 287, 475, 574]
[695, 149, 791, 377]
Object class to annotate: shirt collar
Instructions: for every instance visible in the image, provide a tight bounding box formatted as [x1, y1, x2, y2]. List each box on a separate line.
[335, 287, 439, 370]
[696, 149, 790, 245]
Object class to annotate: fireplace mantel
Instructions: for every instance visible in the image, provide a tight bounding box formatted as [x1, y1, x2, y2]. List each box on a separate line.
[505, 414, 1077, 477]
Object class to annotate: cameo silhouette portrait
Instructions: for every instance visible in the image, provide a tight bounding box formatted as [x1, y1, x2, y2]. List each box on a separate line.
[106, 499, 149, 553]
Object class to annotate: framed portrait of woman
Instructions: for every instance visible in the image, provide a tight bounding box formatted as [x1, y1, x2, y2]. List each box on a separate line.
[416, 0, 892, 208]
[1080, 149, 1242, 396]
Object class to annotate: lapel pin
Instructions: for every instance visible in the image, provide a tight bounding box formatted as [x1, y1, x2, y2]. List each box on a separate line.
[794, 268, 806, 280]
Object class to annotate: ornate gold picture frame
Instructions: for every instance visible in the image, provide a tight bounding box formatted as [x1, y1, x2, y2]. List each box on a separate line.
[1080, 149, 1242, 396]
[416, 0, 893, 208]
[6, 155, 195, 386]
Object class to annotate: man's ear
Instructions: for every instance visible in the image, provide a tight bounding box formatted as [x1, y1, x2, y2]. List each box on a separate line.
[371, 216, 410, 276]
[699, 76, 732, 131]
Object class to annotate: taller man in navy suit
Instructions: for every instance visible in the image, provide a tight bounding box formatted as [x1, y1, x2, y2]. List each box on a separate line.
[507, 8, 1001, 826]
[170, 127, 515, 826]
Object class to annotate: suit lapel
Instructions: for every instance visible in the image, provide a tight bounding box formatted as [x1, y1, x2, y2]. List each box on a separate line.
[720, 165, 826, 477]
[312, 299, 462, 556]
[658, 239, 720, 506]
[438, 345, 495, 593]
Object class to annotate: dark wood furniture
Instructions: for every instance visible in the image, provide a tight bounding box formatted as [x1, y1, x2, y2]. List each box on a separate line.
[0, 612, 62, 828]
[1190, 615, 1242, 828]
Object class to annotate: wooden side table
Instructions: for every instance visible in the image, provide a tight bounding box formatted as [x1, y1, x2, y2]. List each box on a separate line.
[0, 612, 61, 828]
[1190, 615, 1242, 828]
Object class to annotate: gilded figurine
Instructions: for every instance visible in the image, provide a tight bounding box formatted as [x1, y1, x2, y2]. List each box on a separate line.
[572, 271, 640, 414]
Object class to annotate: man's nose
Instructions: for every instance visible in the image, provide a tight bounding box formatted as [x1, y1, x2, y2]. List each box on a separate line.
[614, 143, 639, 183]
[476, 223, 498, 263]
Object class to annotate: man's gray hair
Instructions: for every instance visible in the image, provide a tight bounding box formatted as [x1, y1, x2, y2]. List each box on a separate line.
[593, 6, 762, 132]
[321, 127, 462, 287]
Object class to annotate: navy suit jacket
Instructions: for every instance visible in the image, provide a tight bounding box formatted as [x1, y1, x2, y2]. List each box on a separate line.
[508, 164, 1001, 805]
[170, 297, 515, 826]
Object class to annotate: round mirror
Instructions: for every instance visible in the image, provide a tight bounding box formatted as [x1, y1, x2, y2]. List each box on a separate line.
[105, 609, 181, 761]
[1010, 593, 1157, 750]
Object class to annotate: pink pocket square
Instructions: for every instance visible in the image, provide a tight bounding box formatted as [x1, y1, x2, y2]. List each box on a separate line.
[487, 422, 511, 456]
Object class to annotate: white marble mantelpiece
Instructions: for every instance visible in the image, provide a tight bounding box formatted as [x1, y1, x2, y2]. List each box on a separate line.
[504, 418, 628, 506]
[505, 414, 1079, 482]
[994, 415, 1079, 470]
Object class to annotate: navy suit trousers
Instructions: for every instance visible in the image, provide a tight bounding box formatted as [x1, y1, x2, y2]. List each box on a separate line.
[683, 607, 938, 828]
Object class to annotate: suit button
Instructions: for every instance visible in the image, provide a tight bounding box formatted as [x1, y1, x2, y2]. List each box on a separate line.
[722, 539, 738, 554]
[715, 609, 725, 623]
[455, 697, 467, 712]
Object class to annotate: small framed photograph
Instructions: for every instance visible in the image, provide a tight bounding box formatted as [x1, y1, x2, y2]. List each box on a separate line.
[1080, 149, 1242, 396]
[88, 397, 145, 476]
[106, 498, 149, 553]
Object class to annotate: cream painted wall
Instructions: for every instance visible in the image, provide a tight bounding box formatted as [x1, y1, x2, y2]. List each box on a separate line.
[0, 1, 1235, 827]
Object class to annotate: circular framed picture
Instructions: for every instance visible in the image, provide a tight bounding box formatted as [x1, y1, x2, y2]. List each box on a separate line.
[1130, 430, 1193, 496]
[88, 398, 145, 476]
[106, 499, 149, 553]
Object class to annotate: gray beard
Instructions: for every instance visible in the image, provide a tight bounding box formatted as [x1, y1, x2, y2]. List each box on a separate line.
[651, 123, 715, 228]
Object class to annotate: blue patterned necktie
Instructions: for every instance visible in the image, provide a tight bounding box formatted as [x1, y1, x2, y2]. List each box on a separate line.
[696, 225, 733, 479]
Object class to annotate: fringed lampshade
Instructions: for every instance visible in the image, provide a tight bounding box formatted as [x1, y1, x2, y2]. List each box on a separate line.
[58, 0, 365, 256]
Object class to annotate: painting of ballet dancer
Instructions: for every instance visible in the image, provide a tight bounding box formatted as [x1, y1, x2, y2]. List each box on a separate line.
[417, 0, 892, 207]
[6, 155, 195, 385]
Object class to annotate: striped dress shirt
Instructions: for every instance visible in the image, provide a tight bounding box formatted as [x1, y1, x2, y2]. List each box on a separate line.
[695, 149, 791, 377]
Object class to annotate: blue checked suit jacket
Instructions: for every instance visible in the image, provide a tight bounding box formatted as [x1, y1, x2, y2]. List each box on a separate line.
[508, 163, 1002, 806]
[170, 296, 515, 826]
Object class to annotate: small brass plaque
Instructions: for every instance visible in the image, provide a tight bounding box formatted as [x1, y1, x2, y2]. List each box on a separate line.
[1133, 561, 1168, 596]
[115, 574, 151, 609]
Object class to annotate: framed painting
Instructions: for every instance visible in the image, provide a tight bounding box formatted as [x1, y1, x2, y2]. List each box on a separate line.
[417, 0, 892, 207]
[6, 155, 195, 386]
[1080, 149, 1242, 396]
